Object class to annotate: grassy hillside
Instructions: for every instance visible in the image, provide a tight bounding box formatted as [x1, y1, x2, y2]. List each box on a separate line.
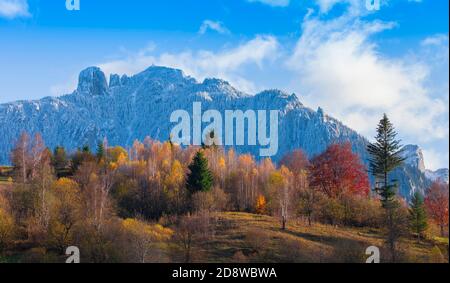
[190, 212, 449, 263]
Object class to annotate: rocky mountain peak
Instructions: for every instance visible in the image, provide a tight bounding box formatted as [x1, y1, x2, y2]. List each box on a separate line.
[402, 144, 426, 173]
[77, 67, 109, 96]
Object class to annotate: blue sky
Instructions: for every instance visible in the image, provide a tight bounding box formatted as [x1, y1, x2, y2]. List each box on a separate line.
[0, 0, 448, 170]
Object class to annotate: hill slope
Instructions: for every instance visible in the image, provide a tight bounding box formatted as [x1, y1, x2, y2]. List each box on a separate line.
[186, 212, 448, 263]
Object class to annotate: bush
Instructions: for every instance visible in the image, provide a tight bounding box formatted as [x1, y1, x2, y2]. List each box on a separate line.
[317, 197, 345, 225]
[192, 187, 229, 212]
[0, 206, 15, 252]
[341, 195, 384, 228]
[331, 240, 367, 263]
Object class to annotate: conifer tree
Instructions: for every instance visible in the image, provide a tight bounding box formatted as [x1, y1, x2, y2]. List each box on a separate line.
[409, 192, 428, 241]
[367, 114, 406, 262]
[96, 141, 105, 161]
[367, 114, 405, 208]
[186, 151, 214, 194]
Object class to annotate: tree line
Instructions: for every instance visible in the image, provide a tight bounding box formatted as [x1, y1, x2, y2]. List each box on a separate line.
[0, 114, 448, 263]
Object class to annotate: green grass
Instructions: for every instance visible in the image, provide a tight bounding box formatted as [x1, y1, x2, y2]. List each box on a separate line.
[191, 212, 448, 263]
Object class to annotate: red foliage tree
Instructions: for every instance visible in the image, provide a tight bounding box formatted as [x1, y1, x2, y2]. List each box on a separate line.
[425, 181, 449, 236]
[309, 143, 370, 198]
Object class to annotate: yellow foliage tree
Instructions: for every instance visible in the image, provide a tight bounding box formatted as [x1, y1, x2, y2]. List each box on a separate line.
[47, 178, 81, 251]
[121, 218, 173, 263]
[255, 195, 267, 215]
[164, 160, 186, 213]
[107, 146, 128, 163]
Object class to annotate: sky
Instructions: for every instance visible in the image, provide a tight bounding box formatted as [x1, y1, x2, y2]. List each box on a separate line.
[0, 0, 448, 170]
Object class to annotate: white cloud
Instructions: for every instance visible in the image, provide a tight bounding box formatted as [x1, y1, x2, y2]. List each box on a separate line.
[0, 0, 30, 19]
[423, 149, 447, 171]
[286, 13, 448, 146]
[99, 35, 280, 93]
[247, 0, 290, 7]
[421, 34, 449, 47]
[199, 20, 230, 35]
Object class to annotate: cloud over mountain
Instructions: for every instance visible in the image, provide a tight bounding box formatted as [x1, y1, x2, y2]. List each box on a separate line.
[0, 0, 30, 19]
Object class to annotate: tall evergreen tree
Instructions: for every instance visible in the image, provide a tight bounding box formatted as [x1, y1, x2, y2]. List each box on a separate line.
[367, 114, 405, 208]
[409, 192, 428, 241]
[367, 114, 406, 262]
[186, 150, 214, 194]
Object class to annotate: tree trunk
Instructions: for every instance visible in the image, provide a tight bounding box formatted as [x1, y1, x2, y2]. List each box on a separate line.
[281, 216, 286, 230]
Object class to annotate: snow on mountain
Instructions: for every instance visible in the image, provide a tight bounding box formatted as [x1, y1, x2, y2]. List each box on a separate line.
[425, 169, 449, 184]
[401, 145, 426, 173]
[0, 65, 446, 199]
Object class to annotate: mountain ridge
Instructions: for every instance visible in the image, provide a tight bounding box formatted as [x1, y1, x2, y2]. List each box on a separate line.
[0, 65, 447, 199]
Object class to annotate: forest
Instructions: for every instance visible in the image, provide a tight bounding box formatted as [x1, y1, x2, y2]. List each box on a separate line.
[0, 116, 448, 263]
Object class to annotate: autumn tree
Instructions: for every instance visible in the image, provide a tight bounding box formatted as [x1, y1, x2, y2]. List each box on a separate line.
[0, 193, 15, 254]
[279, 149, 310, 175]
[74, 161, 115, 231]
[10, 132, 32, 184]
[34, 149, 55, 232]
[268, 167, 294, 230]
[309, 143, 370, 198]
[425, 182, 449, 237]
[47, 178, 82, 251]
[235, 154, 257, 211]
[174, 213, 212, 263]
[121, 218, 173, 263]
[280, 149, 310, 193]
[409, 192, 428, 241]
[255, 195, 267, 215]
[298, 188, 317, 226]
[164, 160, 186, 214]
[192, 187, 228, 213]
[367, 114, 405, 262]
[107, 146, 128, 164]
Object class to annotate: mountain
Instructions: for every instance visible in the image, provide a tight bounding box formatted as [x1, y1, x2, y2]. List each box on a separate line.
[402, 145, 427, 173]
[0, 66, 445, 199]
[425, 169, 449, 184]
[391, 145, 430, 199]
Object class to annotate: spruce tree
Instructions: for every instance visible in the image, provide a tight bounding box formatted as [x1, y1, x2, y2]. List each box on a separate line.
[367, 114, 405, 208]
[186, 150, 214, 194]
[96, 141, 105, 161]
[367, 114, 405, 262]
[409, 192, 428, 241]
